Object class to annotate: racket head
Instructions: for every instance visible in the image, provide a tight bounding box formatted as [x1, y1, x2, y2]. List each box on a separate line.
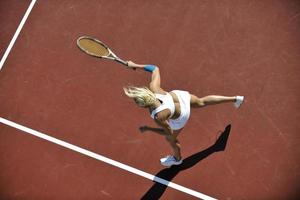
[77, 36, 110, 58]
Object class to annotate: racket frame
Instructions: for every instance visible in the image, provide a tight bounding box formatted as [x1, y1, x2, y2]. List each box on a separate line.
[77, 36, 128, 66]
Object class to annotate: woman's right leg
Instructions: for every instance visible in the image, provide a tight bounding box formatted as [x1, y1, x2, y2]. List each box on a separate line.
[190, 94, 236, 108]
[165, 129, 183, 161]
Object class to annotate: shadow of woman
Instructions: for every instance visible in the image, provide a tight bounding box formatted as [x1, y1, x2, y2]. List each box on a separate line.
[141, 124, 231, 200]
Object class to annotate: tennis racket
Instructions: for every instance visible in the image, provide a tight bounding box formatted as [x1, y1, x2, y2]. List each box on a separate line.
[77, 36, 128, 66]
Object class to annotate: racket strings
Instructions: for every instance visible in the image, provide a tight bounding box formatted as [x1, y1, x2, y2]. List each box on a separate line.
[78, 38, 109, 56]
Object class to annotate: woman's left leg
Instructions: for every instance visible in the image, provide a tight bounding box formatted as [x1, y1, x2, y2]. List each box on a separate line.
[190, 94, 236, 108]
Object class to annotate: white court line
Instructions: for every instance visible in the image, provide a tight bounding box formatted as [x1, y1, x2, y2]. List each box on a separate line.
[0, 0, 37, 70]
[0, 117, 217, 200]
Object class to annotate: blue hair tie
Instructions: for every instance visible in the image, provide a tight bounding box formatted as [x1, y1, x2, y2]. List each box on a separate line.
[144, 65, 156, 72]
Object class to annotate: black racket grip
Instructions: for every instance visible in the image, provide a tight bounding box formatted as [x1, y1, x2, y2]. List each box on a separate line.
[115, 58, 128, 66]
[115, 58, 136, 70]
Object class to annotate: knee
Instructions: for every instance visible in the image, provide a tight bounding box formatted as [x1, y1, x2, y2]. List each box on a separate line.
[165, 135, 176, 143]
[165, 136, 173, 143]
[166, 136, 180, 146]
[197, 98, 206, 107]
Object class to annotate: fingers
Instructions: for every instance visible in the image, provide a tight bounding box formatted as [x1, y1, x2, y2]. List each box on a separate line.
[127, 61, 134, 66]
[126, 61, 136, 70]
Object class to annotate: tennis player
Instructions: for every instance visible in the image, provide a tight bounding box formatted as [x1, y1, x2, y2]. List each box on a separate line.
[124, 61, 244, 167]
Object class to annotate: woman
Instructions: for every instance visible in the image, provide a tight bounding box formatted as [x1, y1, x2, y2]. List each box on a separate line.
[124, 61, 244, 167]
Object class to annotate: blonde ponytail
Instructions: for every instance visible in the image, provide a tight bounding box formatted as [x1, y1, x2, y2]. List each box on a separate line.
[123, 86, 156, 107]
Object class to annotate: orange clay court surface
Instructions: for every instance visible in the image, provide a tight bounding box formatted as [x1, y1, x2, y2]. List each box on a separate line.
[0, 1, 300, 199]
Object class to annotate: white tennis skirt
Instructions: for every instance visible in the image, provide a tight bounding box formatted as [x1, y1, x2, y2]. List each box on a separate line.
[169, 90, 191, 130]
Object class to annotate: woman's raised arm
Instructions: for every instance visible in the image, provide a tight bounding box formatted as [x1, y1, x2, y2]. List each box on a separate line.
[127, 61, 164, 93]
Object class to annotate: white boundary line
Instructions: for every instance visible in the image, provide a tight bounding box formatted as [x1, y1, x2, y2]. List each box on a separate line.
[0, 117, 217, 200]
[0, 0, 37, 70]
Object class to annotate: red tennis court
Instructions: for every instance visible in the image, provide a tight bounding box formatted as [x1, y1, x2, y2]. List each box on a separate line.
[1, 1, 299, 199]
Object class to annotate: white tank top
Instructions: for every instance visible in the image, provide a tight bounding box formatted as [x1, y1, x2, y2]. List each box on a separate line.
[151, 92, 175, 119]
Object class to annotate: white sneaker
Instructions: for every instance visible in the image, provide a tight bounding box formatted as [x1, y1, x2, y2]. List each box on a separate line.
[160, 155, 183, 167]
[234, 96, 244, 108]
[160, 155, 171, 163]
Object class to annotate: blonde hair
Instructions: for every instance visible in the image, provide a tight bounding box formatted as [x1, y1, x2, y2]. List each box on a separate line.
[123, 86, 156, 107]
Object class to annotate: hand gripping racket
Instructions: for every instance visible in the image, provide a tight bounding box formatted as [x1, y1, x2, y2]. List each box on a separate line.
[77, 36, 128, 66]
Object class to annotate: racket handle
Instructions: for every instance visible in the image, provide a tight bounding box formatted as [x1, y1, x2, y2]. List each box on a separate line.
[115, 58, 128, 66]
[115, 58, 136, 70]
